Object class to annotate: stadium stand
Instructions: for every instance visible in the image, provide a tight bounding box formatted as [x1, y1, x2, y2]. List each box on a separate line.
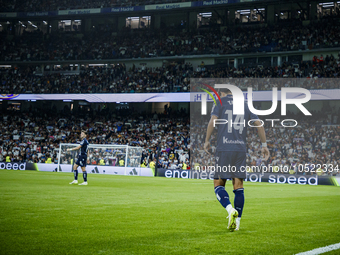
[1, 18, 340, 61]
[1, 0, 340, 176]
[0, 105, 190, 169]
[1, 103, 339, 175]
[1, 56, 340, 94]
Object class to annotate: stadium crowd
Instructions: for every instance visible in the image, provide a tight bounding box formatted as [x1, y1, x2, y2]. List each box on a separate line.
[1, 103, 339, 175]
[0, 105, 190, 170]
[1, 18, 340, 62]
[0, 63, 192, 93]
[1, 53, 340, 94]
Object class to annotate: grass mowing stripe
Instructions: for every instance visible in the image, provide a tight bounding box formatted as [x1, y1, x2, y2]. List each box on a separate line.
[295, 243, 340, 255]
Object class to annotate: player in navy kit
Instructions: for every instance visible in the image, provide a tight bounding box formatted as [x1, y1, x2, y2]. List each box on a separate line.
[204, 87, 270, 231]
[68, 130, 89, 185]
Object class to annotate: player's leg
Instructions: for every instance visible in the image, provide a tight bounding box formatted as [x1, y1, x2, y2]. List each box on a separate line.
[79, 157, 88, 185]
[214, 178, 238, 231]
[214, 178, 231, 211]
[232, 178, 244, 231]
[232, 178, 243, 189]
[214, 153, 231, 211]
[231, 151, 247, 231]
[214, 152, 238, 231]
[78, 166, 87, 185]
[70, 163, 79, 184]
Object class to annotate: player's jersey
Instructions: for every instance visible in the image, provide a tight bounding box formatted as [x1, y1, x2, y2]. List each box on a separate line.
[79, 138, 89, 156]
[211, 94, 259, 152]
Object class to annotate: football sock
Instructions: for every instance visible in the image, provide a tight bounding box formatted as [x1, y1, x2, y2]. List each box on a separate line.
[226, 204, 233, 215]
[233, 188, 244, 218]
[236, 217, 241, 229]
[83, 172, 87, 182]
[214, 186, 231, 211]
[74, 170, 78, 180]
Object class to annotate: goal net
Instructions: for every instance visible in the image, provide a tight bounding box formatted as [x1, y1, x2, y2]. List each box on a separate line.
[57, 143, 143, 175]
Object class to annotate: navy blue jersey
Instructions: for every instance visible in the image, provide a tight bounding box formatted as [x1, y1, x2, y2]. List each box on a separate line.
[211, 95, 259, 152]
[79, 138, 89, 156]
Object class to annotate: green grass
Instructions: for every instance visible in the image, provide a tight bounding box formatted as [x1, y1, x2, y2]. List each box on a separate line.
[0, 170, 339, 255]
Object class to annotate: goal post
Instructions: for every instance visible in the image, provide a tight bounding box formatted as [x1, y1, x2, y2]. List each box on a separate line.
[57, 143, 143, 174]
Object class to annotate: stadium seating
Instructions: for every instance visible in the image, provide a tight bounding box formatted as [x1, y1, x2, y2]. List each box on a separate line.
[1, 18, 340, 61]
[1, 105, 339, 174]
[1, 57, 340, 94]
[1, 4, 340, 175]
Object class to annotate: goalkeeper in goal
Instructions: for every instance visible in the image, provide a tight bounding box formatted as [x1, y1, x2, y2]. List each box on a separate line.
[67, 130, 89, 186]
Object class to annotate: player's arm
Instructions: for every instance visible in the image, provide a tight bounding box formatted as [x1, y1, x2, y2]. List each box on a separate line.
[67, 145, 81, 152]
[204, 115, 218, 154]
[254, 120, 270, 161]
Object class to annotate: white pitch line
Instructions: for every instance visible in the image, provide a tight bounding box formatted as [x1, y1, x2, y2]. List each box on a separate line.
[295, 242, 340, 255]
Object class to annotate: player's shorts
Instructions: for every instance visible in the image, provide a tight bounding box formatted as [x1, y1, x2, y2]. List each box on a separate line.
[214, 151, 246, 179]
[76, 155, 87, 167]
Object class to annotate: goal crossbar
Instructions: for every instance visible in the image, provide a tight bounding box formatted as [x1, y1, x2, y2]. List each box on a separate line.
[57, 143, 142, 175]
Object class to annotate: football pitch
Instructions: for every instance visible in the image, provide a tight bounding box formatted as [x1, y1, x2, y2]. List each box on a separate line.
[0, 171, 339, 255]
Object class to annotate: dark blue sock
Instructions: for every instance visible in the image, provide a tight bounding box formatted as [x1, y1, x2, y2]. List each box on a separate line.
[83, 172, 87, 182]
[74, 170, 78, 180]
[214, 186, 231, 208]
[233, 188, 244, 217]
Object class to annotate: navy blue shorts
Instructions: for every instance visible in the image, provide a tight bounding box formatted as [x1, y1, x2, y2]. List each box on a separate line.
[214, 151, 246, 179]
[76, 155, 87, 167]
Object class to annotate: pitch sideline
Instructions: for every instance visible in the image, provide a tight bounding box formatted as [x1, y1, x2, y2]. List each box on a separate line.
[295, 242, 340, 255]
